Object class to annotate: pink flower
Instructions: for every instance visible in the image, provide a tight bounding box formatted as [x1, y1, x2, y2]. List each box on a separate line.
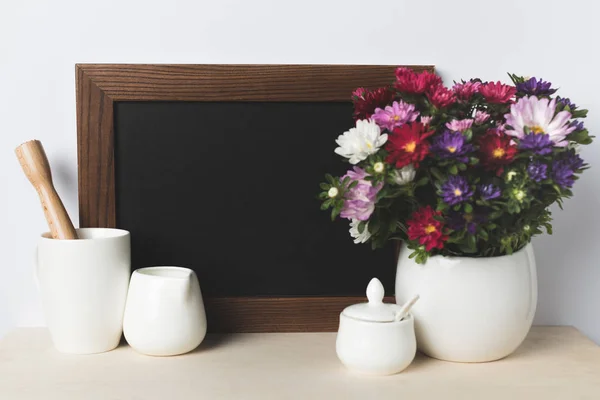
[421, 116, 433, 126]
[479, 81, 517, 104]
[452, 81, 481, 101]
[427, 86, 456, 108]
[395, 68, 443, 94]
[474, 111, 490, 124]
[372, 100, 419, 132]
[340, 167, 382, 221]
[504, 96, 575, 147]
[445, 119, 473, 132]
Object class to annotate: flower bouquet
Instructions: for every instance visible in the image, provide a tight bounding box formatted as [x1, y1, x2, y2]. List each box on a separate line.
[319, 68, 592, 264]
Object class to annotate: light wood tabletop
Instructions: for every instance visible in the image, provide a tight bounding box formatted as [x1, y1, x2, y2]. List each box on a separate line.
[1, 326, 599, 399]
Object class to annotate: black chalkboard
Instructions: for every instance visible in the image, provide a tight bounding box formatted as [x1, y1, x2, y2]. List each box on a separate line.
[114, 101, 395, 297]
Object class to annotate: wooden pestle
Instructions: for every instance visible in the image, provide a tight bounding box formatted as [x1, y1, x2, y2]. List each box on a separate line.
[15, 140, 78, 240]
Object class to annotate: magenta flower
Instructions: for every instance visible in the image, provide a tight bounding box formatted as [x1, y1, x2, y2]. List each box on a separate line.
[474, 111, 490, 124]
[340, 167, 382, 221]
[446, 118, 473, 132]
[452, 80, 481, 101]
[372, 101, 419, 132]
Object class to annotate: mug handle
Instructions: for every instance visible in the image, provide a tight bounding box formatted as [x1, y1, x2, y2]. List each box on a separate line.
[33, 246, 40, 289]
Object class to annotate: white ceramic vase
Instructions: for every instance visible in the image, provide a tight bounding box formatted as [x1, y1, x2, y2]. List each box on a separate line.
[395, 243, 537, 362]
[123, 266, 207, 356]
[36, 228, 131, 354]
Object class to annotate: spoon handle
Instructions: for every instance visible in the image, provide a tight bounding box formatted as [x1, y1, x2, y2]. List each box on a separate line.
[395, 294, 420, 321]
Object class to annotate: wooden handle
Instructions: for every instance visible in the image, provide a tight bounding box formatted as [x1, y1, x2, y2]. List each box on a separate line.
[15, 140, 78, 240]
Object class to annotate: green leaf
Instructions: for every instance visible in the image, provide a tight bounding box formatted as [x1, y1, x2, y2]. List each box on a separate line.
[319, 183, 330, 191]
[430, 167, 444, 181]
[464, 203, 473, 213]
[331, 207, 341, 221]
[463, 129, 473, 142]
[458, 163, 467, 171]
[489, 211, 503, 220]
[320, 199, 332, 210]
[572, 109, 588, 118]
[567, 129, 593, 145]
[479, 229, 489, 241]
[449, 165, 458, 175]
[415, 177, 429, 187]
[358, 221, 367, 234]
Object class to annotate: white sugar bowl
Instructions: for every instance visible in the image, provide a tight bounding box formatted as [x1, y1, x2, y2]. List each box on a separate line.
[336, 278, 417, 375]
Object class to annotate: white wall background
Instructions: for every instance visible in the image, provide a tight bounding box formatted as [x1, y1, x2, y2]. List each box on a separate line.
[1, 0, 599, 342]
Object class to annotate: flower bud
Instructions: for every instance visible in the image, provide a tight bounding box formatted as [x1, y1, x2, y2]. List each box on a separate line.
[392, 165, 416, 185]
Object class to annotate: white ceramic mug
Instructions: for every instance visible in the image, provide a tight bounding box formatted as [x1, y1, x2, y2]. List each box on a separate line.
[36, 228, 131, 354]
[123, 266, 207, 356]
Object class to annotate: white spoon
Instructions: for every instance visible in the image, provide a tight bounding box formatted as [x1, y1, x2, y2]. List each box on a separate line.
[395, 294, 420, 321]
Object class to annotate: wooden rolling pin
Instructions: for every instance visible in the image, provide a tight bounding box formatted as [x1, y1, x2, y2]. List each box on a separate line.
[15, 140, 78, 239]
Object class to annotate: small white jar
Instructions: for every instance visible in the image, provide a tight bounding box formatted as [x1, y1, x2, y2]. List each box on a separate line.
[336, 278, 416, 375]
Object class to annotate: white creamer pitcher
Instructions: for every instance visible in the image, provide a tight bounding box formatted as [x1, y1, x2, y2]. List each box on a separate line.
[123, 266, 207, 356]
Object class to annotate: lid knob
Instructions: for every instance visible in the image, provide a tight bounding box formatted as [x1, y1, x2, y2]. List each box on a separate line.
[366, 278, 385, 304]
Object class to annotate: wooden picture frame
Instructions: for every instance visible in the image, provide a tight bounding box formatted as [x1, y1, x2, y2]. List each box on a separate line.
[76, 64, 434, 332]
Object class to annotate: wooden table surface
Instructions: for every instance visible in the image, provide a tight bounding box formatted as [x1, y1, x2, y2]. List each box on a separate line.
[1, 327, 599, 399]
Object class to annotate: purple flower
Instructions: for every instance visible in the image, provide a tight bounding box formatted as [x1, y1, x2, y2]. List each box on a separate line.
[551, 151, 584, 189]
[515, 77, 557, 96]
[440, 175, 474, 205]
[340, 167, 382, 221]
[479, 183, 501, 201]
[570, 120, 585, 132]
[447, 209, 487, 234]
[557, 96, 577, 110]
[518, 133, 553, 155]
[527, 161, 548, 182]
[371, 100, 419, 132]
[431, 130, 474, 163]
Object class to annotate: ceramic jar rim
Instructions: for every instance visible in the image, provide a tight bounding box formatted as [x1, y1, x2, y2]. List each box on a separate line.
[411, 242, 532, 262]
[40, 228, 130, 241]
[340, 311, 414, 325]
[134, 266, 193, 280]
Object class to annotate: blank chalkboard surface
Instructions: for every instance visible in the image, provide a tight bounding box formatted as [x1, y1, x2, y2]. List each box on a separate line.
[114, 101, 395, 296]
[77, 64, 433, 331]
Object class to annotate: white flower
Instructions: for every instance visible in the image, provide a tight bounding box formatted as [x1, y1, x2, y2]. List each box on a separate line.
[504, 96, 575, 147]
[327, 187, 339, 198]
[334, 119, 387, 164]
[373, 162, 385, 173]
[391, 165, 416, 185]
[349, 219, 371, 244]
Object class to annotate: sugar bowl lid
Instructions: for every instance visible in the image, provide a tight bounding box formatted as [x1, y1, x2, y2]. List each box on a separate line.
[342, 278, 403, 323]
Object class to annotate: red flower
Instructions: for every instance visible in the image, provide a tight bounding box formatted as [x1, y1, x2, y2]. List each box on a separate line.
[352, 86, 395, 120]
[395, 67, 442, 94]
[478, 129, 518, 175]
[427, 86, 456, 108]
[479, 81, 517, 104]
[385, 122, 435, 168]
[407, 206, 448, 251]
